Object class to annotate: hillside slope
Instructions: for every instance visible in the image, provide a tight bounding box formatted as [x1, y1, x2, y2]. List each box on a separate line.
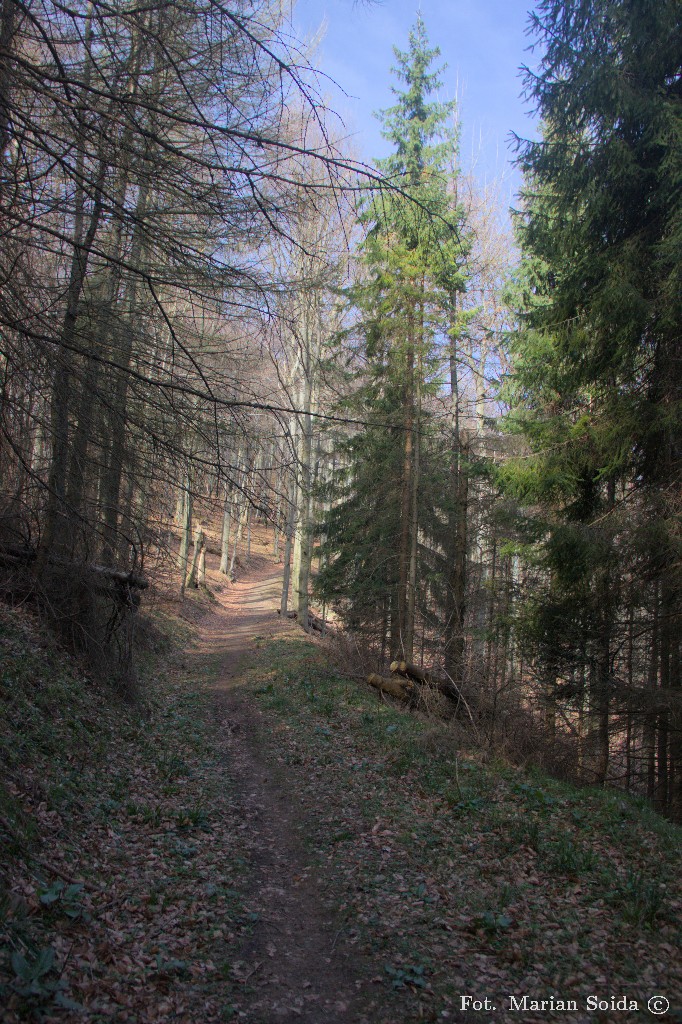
[1, 542, 680, 1023]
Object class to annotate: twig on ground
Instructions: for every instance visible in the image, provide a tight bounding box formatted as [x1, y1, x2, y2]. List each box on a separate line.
[242, 961, 263, 982]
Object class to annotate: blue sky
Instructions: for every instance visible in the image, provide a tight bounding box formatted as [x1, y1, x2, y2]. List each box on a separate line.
[290, 0, 541, 201]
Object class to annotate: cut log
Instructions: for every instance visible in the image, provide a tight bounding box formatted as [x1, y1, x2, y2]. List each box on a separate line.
[366, 673, 415, 703]
[390, 660, 466, 706]
[390, 660, 444, 684]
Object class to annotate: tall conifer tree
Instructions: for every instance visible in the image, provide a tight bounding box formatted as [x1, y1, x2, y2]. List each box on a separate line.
[503, 0, 681, 806]
[317, 18, 469, 664]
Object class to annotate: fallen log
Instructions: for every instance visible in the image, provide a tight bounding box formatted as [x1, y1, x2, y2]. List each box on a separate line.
[86, 563, 148, 590]
[308, 612, 328, 634]
[390, 660, 467, 706]
[0, 546, 36, 568]
[366, 673, 416, 703]
[0, 545, 148, 590]
[390, 660, 447, 686]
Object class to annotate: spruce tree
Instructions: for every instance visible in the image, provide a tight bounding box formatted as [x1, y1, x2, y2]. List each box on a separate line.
[503, 0, 681, 806]
[316, 18, 469, 664]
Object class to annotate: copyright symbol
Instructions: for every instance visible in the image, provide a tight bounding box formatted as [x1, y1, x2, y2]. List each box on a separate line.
[648, 996, 669, 1015]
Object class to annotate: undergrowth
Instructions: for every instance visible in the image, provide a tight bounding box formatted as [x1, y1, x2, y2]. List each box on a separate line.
[0, 602, 253, 1022]
[247, 635, 682, 1023]
[2, 599, 680, 1024]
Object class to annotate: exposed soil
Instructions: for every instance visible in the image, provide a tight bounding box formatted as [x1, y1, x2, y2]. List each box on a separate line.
[190, 541, 374, 1023]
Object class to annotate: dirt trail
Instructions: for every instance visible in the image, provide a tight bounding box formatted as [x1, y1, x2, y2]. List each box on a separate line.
[192, 543, 372, 1024]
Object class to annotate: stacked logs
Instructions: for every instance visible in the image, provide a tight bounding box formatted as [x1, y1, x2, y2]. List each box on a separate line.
[366, 659, 469, 710]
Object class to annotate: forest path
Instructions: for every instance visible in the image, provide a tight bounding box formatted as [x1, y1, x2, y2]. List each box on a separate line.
[187, 539, 372, 1024]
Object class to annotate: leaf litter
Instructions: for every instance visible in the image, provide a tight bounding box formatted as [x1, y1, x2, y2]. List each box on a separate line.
[1, 545, 681, 1024]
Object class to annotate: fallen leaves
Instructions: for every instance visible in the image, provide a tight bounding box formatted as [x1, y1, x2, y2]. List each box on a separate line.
[0, 608, 259, 1022]
[249, 638, 682, 1023]
[3, 579, 682, 1024]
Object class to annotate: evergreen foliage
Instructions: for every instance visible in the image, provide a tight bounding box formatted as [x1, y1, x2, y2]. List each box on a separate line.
[503, 0, 681, 810]
[316, 18, 469, 662]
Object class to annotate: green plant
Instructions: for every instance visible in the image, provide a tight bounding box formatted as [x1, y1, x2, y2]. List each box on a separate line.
[512, 781, 558, 811]
[384, 961, 429, 990]
[38, 880, 90, 921]
[154, 952, 188, 976]
[537, 834, 598, 876]
[607, 870, 666, 929]
[140, 805, 163, 827]
[448, 794, 487, 815]
[9, 945, 81, 1010]
[175, 805, 210, 831]
[10, 946, 55, 997]
[157, 753, 190, 781]
[477, 911, 514, 936]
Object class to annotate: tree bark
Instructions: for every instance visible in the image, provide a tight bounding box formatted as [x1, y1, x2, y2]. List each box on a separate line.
[390, 660, 467, 706]
[41, 169, 106, 559]
[280, 473, 297, 614]
[443, 298, 468, 685]
[406, 305, 422, 661]
[367, 673, 415, 702]
[645, 587, 659, 800]
[397, 309, 415, 659]
[177, 473, 192, 597]
[0, 0, 17, 163]
[185, 525, 204, 590]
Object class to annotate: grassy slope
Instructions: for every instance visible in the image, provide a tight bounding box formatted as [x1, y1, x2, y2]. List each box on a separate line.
[1, 601, 680, 1023]
[246, 634, 682, 1024]
[0, 602, 256, 1022]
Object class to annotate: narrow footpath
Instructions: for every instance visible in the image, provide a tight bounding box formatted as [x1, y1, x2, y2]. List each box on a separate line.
[192, 545, 375, 1023]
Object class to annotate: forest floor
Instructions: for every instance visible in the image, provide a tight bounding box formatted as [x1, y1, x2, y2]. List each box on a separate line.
[1, 530, 681, 1023]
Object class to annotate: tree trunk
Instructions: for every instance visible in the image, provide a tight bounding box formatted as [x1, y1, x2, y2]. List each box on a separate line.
[391, 659, 467, 706]
[228, 503, 247, 579]
[219, 483, 232, 575]
[670, 606, 681, 822]
[41, 167, 106, 559]
[645, 585, 659, 799]
[100, 179, 150, 564]
[0, 0, 17, 163]
[405, 324, 422, 661]
[185, 525, 204, 590]
[198, 543, 206, 587]
[273, 489, 282, 560]
[443, 300, 468, 684]
[221, 447, 243, 575]
[367, 673, 415, 703]
[591, 568, 613, 787]
[397, 310, 415, 658]
[177, 473, 192, 597]
[280, 473, 297, 614]
[657, 577, 673, 812]
[292, 404, 314, 628]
